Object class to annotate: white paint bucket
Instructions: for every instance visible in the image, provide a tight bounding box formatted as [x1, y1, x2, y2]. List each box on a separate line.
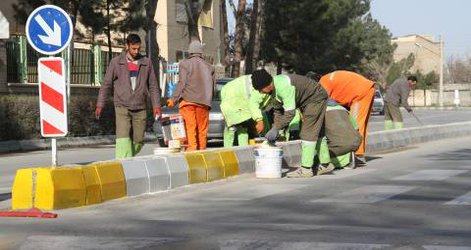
[254, 146, 283, 178]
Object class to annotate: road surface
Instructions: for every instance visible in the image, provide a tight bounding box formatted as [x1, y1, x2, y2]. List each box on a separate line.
[0, 135, 470, 249]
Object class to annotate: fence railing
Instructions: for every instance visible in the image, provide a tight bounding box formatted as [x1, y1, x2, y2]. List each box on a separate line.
[5, 35, 122, 85]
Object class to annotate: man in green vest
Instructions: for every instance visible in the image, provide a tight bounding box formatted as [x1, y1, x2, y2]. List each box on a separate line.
[251, 69, 332, 178]
[220, 75, 270, 147]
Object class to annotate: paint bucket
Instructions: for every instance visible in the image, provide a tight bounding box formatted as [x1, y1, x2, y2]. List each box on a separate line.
[254, 146, 283, 178]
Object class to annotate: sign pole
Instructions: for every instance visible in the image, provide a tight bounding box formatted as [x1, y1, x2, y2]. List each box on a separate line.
[25, 5, 73, 167]
[52, 138, 57, 166]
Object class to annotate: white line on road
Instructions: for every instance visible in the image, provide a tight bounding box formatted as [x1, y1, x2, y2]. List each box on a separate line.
[445, 191, 471, 205]
[393, 170, 468, 181]
[311, 185, 415, 204]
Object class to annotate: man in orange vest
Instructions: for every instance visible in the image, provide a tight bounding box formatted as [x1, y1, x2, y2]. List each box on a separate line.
[319, 70, 375, 167]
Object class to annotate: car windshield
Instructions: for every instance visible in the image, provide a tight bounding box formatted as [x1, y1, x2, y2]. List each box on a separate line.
[375, 90, 382, 98]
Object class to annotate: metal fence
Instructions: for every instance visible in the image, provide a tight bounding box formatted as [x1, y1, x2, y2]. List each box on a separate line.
[5, 35, 122, 85]
[5, 38, 20, 83]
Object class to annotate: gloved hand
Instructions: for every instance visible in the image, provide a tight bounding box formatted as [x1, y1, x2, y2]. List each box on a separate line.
[406, 107, 413, 113]
[153, 107, 162, 120]
[255, 120, 264, 134]
[166, 99, 175, 109]
[95, 107, 102, 120]
[265, 127, 279, 142]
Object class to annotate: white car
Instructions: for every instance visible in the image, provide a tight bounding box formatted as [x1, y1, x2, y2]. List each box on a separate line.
[372, 89, 384, 115]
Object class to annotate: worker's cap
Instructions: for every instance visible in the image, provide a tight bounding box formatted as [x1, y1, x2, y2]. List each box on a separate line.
[251, 69, 273, 90]
[188, 40, 204, 54]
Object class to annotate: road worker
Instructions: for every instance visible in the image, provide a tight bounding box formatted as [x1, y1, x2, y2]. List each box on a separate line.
[319, 70, 375, 167]
[384, 76, 418, 129]
[220, 75, 270, 147]
[251, 69, 332, 178]
[316, 99, 362, 169]
[167, 41, 215, 151]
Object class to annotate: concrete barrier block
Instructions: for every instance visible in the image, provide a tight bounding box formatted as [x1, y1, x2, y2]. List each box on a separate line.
[122, 160, 150, 197]
[159, 155, 189, 188]
[280, 141, 302, 168]
[11, 168, 35, 210]
[34, 167, 87, 210]
[88, 161, 126, 201]
[202, 152, 225, 181]
[218, 150, 239, 177]
[144, 158, 170, 192]
[234, 146, 255, 173]
[184, 153, 208, 183]
[12, 167, 88, 210]
[80, 166, 102, 205]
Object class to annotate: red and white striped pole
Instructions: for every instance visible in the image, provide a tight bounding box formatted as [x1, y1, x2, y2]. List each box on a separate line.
[38, 57, 68, 166]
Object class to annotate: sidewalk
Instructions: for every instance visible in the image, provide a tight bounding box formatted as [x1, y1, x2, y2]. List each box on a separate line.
[0, 133, 157, 154]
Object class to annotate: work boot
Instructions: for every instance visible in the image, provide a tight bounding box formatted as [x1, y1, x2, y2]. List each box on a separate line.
[354, 154, 367, 168]
[315, 164, 335, 176]
[286, 166, 314, 178]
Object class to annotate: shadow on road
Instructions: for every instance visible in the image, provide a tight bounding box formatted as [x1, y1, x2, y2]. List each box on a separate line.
[423, 148, 471, 161]
[0, 193, 12, 202]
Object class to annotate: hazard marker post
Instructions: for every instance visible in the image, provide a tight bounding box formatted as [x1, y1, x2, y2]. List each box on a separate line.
[26, 5, 73, 166]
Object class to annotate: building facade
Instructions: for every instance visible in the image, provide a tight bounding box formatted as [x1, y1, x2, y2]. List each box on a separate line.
[392, 34, 442, 74]
[155, 0, 223, 64]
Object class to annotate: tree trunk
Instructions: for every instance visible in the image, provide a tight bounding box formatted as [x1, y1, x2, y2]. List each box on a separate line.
[245, 0, 259, 74]
[145, 0, 160, 86]
[221, 0, 231, 76]
[106, 0, 112, 62]
[252, 0, 264, 70]
[185, 0, 205, 42]
[232, 0, 247, 77]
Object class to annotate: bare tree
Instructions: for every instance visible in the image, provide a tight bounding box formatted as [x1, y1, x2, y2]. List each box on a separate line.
[221, 0, 231, 75]
[245, 0, 263, 74]
[231, 0, 247, 77]
[184, 0, 205, 42]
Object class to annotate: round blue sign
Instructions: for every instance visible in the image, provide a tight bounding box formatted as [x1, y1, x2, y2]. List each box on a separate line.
[25, 5, 73, 55]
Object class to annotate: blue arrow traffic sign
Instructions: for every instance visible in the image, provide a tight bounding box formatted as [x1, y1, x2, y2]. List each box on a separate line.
[25, 5, 73, 55]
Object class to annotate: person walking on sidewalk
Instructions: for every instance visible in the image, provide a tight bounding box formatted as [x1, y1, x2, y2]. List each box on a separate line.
[167, 41, 215, 151]
[383, 76, 418, 130]
[96, 34, 162, 159]
[251, 69, 332, 178]
[319, 70, 375, 167]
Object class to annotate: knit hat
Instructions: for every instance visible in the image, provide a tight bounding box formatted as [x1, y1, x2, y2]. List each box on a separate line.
[188, 40, 204, 54]
[251, 69, 273, 90]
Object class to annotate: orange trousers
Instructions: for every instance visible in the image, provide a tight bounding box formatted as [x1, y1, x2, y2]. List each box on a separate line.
[179, 104, 209, 151]
[350, 87, 375, 155]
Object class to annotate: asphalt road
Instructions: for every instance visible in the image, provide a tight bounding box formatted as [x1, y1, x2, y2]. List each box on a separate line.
[368, 108, 471, 132]
[1, 135, 470, 249]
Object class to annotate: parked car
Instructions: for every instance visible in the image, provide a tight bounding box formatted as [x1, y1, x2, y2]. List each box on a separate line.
[153, 78, 233, 146]
[372, 88, 385, 115]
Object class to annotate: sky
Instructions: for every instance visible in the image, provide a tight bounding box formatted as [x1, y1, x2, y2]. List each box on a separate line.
[227, 0, 471, 59]
[370, 0, 471, 59]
